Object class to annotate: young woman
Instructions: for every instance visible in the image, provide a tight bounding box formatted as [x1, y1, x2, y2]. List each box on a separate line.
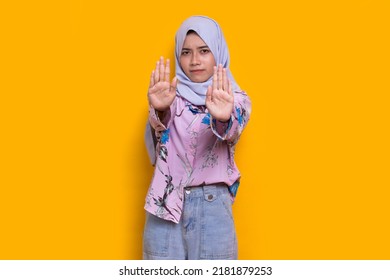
[143, 15, 251, 260]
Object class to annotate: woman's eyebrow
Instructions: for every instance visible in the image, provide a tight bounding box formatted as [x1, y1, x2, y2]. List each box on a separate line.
[182, 45, 209, 50]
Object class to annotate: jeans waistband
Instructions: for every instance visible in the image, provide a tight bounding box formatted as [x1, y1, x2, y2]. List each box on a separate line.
[184, 183, 228, 198]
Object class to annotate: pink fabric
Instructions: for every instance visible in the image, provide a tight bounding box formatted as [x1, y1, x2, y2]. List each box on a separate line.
[145, 91, 251, 223]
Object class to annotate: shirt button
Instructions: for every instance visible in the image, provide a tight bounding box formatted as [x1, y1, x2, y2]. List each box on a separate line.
[185, 189, 191, 195]
[207, 194, 213, 200]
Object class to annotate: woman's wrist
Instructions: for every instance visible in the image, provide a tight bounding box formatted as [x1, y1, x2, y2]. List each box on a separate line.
[156, 109, 168, 120]
[215, 115, 231, 123]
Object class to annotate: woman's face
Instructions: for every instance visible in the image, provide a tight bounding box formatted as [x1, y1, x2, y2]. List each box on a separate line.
[179, 32, 216, 83]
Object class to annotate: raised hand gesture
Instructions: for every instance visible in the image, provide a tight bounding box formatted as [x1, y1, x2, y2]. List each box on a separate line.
[148, 56, 178, 112]
[206, 64, 234, 122]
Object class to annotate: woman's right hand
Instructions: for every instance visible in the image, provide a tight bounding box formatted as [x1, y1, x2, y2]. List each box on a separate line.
[148, 56, 177, 112]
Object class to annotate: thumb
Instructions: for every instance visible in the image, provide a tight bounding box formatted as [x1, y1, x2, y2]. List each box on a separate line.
[170, 77, 178, 93]
[206, 85, 212, 104]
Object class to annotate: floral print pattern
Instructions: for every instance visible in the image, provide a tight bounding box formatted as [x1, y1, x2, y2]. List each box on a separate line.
[145, 91, 251, 223]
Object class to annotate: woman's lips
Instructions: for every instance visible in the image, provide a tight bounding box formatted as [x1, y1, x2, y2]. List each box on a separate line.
[190, 69, 204, 73]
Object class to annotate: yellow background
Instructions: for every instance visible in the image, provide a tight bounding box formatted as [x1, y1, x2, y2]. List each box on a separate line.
[1, 0, 389, 259]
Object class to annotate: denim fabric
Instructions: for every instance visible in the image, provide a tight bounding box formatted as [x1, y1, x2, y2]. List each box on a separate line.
[143, 185, 237, 260]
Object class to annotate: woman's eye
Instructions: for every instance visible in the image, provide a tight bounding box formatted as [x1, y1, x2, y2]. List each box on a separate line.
[200, 49, 210, 54]
[181, 51, 190, 55]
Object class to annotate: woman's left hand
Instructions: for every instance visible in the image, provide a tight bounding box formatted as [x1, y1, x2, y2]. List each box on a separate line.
[205, 64, 234, 122]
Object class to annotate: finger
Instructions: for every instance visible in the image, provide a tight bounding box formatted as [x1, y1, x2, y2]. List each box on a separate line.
[218, 64, 223, 90]
[212, 66, 217, 91]
[228, 79, 232, 96]
[149, 70, 155, 88]
[222, 68, 228, 91]
[159, 56, 165, 83]
[164, 58, 170, 82]
[154, 60, 160, 84]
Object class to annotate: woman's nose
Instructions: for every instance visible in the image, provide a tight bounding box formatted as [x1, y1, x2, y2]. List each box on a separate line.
[190, 53, 200, 65]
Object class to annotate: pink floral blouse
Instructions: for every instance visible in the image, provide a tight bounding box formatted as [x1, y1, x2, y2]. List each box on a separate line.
[145, 91, 251, 223]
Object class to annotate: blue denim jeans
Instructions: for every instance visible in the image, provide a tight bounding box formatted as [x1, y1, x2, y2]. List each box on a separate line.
[143, 184, 237, 260]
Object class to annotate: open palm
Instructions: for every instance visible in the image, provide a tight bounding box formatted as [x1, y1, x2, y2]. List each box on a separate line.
[206, 64, 234, 122]
[148, 56, 177, 112]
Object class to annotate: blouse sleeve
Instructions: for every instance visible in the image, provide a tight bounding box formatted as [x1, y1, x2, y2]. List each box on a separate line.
[148, 97, 177, 143]
[210, 91, 251, 145]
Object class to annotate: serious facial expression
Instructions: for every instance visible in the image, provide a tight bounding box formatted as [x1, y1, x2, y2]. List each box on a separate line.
[179, 32, 216, 83]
